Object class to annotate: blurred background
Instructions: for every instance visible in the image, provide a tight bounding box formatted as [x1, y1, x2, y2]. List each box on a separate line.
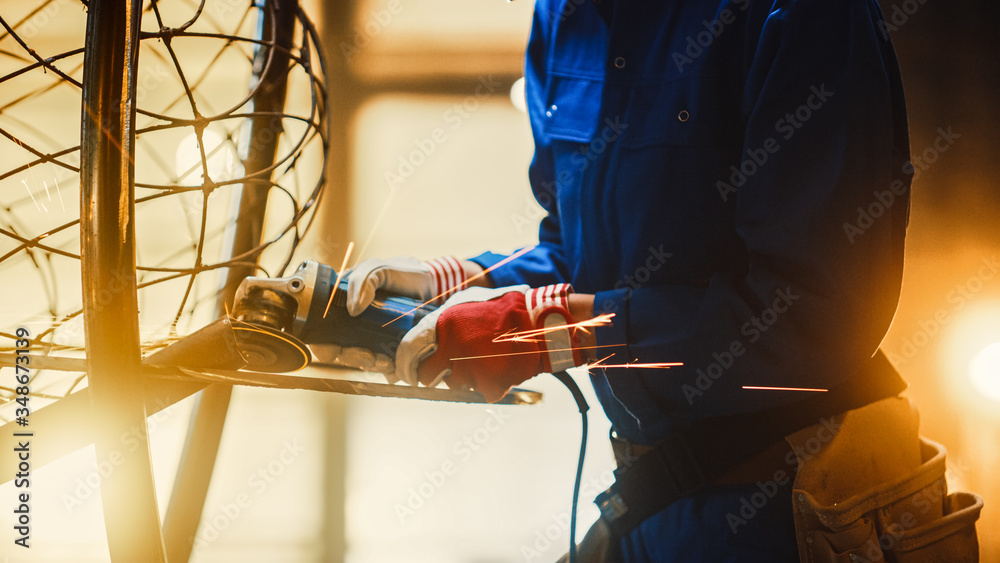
[0, 0, 997, 561]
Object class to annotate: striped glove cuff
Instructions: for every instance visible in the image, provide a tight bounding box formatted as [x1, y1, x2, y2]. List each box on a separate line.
[425, 256, 468, 304]
[525, 284, 580, 373]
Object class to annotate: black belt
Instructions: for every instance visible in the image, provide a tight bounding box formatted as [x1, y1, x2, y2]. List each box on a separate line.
[595, 350, 907, 539]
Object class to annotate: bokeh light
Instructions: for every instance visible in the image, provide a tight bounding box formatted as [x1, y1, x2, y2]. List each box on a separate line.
[970, 342, 1000, 402]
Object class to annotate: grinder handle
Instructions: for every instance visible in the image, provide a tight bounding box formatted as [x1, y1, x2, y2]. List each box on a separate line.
[297, 263, 437, 360]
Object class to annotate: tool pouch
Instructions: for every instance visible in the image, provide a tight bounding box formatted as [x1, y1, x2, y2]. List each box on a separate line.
[787, 397, 983, 563]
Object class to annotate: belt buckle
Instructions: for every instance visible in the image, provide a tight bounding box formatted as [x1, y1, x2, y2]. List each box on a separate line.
[596, 488, 629, 522]
[610, 428, 639, 469]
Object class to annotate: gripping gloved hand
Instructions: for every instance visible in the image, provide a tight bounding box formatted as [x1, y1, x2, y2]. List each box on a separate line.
[345, 255, 470, 317]
[396, 283, 582, 402]
[309, 343, 398, 383]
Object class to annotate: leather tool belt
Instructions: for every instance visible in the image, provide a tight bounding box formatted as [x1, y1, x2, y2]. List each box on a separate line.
[595, 351, 908, 539]
[587, 351, 983, 562]
[786, 398, 983, 562]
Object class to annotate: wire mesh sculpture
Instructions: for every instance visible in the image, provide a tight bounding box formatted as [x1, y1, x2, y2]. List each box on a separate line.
[0, 0, 329, 421]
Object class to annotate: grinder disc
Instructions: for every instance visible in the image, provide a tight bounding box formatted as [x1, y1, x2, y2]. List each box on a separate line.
[231, 319, 311, 373]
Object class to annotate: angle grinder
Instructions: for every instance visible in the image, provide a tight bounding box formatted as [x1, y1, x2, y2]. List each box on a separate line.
[146, 259, 434, 373]
[235, 259, 437, 371]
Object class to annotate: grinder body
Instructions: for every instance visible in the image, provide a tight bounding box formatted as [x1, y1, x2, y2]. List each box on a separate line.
[233, 260, 434, 360]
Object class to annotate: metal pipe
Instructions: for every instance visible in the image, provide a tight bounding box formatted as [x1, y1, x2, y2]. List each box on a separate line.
[79, 0, 167, 559]
[162, 2, 300, 561]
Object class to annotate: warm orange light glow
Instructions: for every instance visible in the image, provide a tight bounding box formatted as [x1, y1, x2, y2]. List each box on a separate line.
[970, 342, 1000, 402]
[382, 246, 537, 327]
[939, 301, 1000, 410]
[492, 313, 615, 343]
[323, 241, 355, 318]
[742, 386, 828, 392]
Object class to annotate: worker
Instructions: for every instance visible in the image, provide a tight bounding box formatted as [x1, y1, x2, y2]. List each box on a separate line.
[338, 0, 983, 560]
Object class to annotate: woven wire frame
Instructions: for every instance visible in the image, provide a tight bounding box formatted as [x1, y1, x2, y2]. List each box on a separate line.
[0, 0, 329, 420]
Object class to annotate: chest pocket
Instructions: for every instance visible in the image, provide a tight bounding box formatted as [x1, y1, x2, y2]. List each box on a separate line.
[537, 73, 604, 144]
[623, 74, 744, 149]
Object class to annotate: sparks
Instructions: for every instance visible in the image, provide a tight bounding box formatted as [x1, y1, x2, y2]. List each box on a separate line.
[382, 245, 538, 327]
[323, 240, 355, 318]
[742, 386, 828, 392]
[594, 362, 683, 369]
[51, 165, 65, 211]
[21, 178, 44, 212]
[450, 343, 624, 362]
[586, 354, 682, 370]
[18, 142, 50, 213]
[492, 312, 615, 343]
[353, 190, 397, 266]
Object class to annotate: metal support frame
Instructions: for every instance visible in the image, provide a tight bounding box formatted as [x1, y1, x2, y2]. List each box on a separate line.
[0, 2, 535, 560]
[162, 2, 300, 561]
[319, 2, 358, 559]
[79, 0, 167, 560]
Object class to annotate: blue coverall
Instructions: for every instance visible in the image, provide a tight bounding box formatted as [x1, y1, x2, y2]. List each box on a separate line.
[473, 0, 911, 559]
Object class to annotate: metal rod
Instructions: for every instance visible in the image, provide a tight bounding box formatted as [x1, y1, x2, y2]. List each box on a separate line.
[162, 2, 301, 561]
[79, 0, 167, 560]
[0, 377, 207, 486]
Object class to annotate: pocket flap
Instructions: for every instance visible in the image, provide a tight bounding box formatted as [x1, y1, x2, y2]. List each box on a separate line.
[539, 74, 603, 143]
[894, 491, 984, 554]
[799, 438, 947, 530]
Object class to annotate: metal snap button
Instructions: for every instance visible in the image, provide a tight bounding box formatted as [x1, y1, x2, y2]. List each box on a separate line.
[678, 110, 690, 122]
[613, 56, 626, 69]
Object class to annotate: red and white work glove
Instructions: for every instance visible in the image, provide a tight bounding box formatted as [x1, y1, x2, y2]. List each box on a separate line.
[312, 255, 469, 382]
[396, 283, 582, 402]
[345, 255, 470, 317]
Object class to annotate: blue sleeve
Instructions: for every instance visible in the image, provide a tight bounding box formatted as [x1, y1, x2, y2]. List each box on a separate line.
[596, 0, 911, 420]
[470, 4, 572, 289]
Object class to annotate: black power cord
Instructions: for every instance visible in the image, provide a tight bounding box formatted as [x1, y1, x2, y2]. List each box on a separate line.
[551, 370, 590, 563]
